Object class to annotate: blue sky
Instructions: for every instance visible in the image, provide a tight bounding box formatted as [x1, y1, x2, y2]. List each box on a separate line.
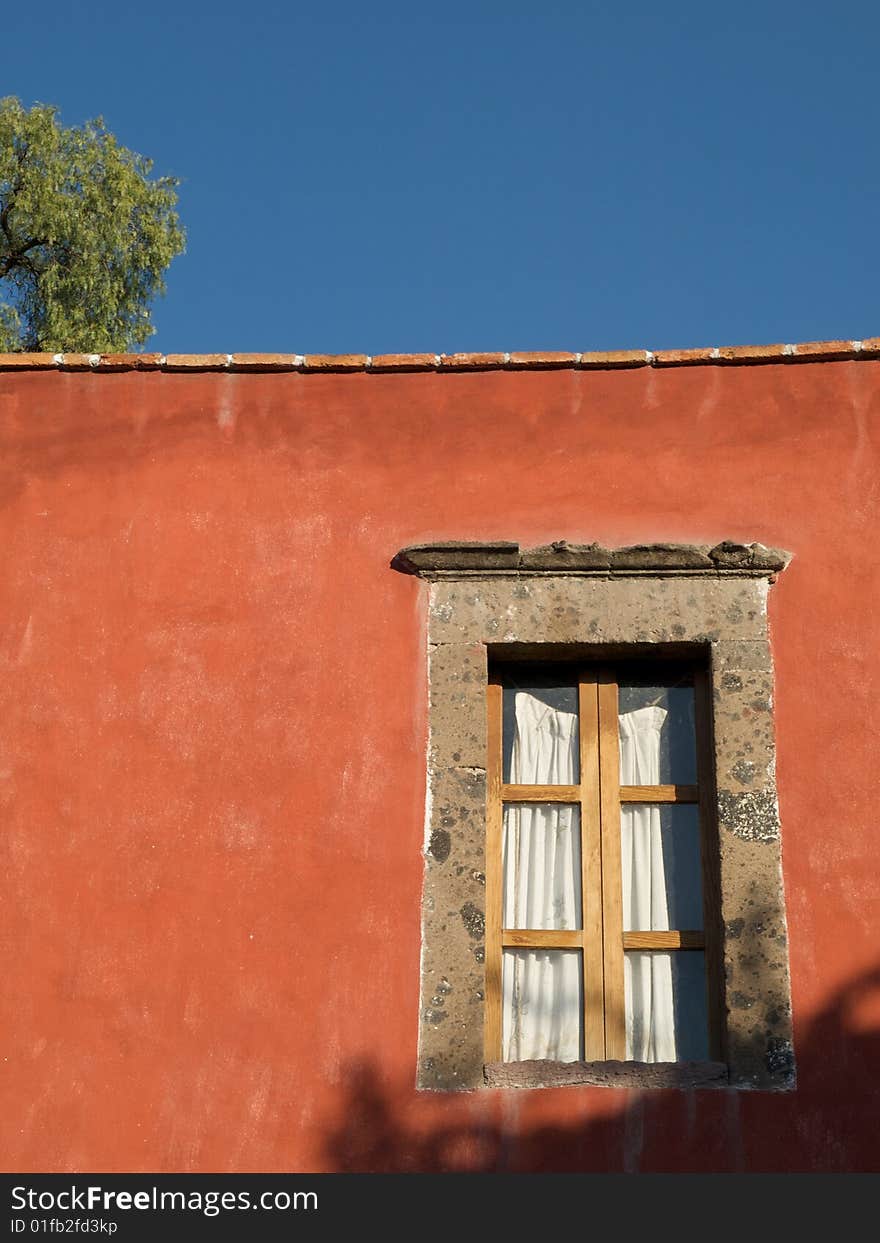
[4, 1, 878, 353]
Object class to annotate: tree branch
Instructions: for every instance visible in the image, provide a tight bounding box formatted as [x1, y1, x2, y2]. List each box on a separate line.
[0, 189, 49, 280]
[0, 241, 49, 280]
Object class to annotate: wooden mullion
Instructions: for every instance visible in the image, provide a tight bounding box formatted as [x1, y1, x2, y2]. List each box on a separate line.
[623, 930, 705, 950]
[484, 678, 504, 1062]
[501, 784, 580, 803]
[502, 929, 582, 949]
[694, 667, 725, 1062]
[597, 670, 626, 1059]
[579, 674, 605, 1060]
[619, 784, 699, 804]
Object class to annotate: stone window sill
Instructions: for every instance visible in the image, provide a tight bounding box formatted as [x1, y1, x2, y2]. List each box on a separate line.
[483, 1059, 730, 1090]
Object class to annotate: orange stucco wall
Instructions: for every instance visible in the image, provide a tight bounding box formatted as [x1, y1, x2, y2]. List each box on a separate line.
[3, 361, 879, 1172]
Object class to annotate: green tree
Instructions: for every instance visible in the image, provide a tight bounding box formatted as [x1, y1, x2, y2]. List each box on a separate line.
[0, 97, 185, 352]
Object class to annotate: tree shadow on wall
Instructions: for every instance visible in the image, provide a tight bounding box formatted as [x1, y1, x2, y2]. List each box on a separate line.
[322, 965, 880, 1172]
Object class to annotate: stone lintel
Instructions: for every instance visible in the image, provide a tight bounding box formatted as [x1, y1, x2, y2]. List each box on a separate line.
[394, 540, 791, 578]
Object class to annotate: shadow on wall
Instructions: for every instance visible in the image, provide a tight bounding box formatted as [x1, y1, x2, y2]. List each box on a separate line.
[321, 965, 880, 1172]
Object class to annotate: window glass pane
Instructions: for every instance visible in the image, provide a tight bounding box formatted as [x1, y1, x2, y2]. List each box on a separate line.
[621, 804, 703, 931]
[618, 684, 696, 784]
[625, 951, 709, 1062]
[503, 684, 579, 784]
[503, 804, 582, 929]
[502, 948, 583, 1062]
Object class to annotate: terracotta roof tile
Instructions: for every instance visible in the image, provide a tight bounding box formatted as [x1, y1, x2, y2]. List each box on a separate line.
[0, 338, 875, 374]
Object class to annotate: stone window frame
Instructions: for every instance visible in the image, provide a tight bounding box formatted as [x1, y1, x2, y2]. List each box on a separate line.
[393, 540, 796, 1093]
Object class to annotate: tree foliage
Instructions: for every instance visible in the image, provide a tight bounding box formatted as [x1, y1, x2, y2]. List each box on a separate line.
[0, 98, 185, 352]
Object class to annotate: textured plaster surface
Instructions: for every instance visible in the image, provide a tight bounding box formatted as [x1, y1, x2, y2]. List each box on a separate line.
[6, 361, 877, 1172]
[417, 571, 794, 1091]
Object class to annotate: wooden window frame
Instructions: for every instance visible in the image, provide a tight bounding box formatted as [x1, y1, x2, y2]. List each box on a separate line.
[485, 662, 723, 1065]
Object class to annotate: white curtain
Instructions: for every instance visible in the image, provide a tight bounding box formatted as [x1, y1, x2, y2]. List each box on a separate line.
[502, 691, 582, 1061]
[620, 705, 677, 1061]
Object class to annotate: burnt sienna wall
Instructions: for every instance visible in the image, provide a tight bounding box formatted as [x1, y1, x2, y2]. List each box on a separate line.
[3, 356, 879, 1171]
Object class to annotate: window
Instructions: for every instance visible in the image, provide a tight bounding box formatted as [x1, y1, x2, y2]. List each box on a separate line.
[393, 540, 796, 1092]
[485, 662, 722, 1069]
